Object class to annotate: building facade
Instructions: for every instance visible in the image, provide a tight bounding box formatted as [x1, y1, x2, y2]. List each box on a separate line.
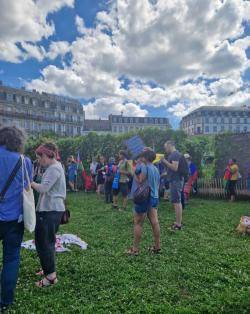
[84, 119, 111, 134]
[109, 114, 171, 133]
[181, 106, 250, 135]
[0, 83, 85, 136]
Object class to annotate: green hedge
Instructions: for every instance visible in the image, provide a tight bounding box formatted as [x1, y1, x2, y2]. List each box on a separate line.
[25, 129, 214, 176]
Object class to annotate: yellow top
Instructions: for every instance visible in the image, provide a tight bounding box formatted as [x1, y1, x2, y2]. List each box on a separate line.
[230, 164, 239, 181]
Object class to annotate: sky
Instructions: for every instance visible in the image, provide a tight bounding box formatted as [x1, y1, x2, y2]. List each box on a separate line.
[0, 0, 249, 128]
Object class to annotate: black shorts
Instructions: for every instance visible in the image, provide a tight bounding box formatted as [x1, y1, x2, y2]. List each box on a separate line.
[228, 180, 237, 196]
[113, 182, 128, 197]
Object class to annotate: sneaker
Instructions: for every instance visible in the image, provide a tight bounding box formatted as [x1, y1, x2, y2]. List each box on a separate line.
[170, 224, 182, 231]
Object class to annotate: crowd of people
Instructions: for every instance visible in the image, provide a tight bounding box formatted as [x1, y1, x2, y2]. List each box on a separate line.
[0, 125, 242, 312]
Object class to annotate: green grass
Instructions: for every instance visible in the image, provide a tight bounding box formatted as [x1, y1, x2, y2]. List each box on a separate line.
[9, 194, 250, 313]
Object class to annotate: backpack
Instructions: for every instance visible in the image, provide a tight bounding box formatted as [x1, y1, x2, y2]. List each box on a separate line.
[178, 155, 189, 182]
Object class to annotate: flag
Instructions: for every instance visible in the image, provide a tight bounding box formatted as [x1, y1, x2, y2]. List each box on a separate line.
[76, 151, 81, 163]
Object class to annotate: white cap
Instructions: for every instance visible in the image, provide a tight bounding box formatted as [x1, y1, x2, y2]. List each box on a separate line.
[184, 153, 191, 159]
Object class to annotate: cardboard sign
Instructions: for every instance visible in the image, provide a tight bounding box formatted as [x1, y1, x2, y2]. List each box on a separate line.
[124, 135, 145, 159]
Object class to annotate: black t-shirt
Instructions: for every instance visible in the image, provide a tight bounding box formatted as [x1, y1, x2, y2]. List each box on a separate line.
[167, 150, 182, 182]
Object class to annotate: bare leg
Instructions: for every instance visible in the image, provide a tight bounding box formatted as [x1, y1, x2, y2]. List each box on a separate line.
[113, 194, 118, 207]
[174, 202, 182, 226]
[147, 208, 160, 250]
[69, 181, 75, 191]
[133, 213, 146, 251]
[122, 196, 127, 209]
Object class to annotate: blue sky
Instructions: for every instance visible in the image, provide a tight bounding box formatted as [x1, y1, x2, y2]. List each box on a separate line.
[0, 0, 249, 128]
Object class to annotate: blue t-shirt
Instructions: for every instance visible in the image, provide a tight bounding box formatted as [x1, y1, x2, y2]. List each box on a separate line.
[132, 163, 160, 199]
[0, 146, 32, 222]
[146, 163, 160, 199]
[68, 163, 77, 179]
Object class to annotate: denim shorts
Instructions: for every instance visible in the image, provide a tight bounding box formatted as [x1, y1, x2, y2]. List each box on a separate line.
[113, 182, 128, 197]
[170, 180, 184, 204]
[134, 197, 159, 214]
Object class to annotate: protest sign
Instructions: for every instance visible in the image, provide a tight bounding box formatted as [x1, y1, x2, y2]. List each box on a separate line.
[124, 135, 145, 159]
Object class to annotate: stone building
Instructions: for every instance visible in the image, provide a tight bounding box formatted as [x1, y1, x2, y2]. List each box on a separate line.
[109, 114, 171, 133]
[84, 119, 111, 134]
[181, 106, 250, 135]
[0, 83, 85, 136]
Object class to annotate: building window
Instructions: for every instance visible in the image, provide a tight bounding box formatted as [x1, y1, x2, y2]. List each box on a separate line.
[205, 117, 209, 123]
[213, 126, 217, 133]
[213, 117, 217, 123]
[6, 94, 13, 101]
[220, 125, 225, 132]
[236, 125, 240, 133]
[244, 118, 247, 124]
[236, 117, 240, 124]
[113, 126, 117, 132]
[229, 118, 232, 124]
[221, 118, 224, 123]
[205, 126, 209, 133]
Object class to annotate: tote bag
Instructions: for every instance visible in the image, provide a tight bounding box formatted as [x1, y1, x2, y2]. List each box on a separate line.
[22, 156, 36, 232]
[112, 170, 120, 190]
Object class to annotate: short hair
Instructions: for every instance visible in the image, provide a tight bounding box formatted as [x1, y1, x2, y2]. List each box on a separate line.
[165, 140, 176, 147]
[141, 149, 156, 163]
[0, 126, 26, 153]
[232, 158, 237, 163]
[119, 150, 128, 159]
[36, 142, 58, 159]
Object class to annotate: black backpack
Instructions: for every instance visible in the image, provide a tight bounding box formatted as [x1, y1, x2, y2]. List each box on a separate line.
[178, 155, 189, 182]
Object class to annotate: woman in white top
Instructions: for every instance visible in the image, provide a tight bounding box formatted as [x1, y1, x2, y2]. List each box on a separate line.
[31, 142, 66, 287]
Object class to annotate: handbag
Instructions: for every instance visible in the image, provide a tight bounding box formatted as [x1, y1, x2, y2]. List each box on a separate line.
[21, 156, 36, 233]
[133, 167, 150, 204]
[133, 181, 151, 204]
[61, 209, 71, 225]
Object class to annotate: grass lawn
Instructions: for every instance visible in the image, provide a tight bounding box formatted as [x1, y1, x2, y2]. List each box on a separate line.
[9, 193, 250, 313]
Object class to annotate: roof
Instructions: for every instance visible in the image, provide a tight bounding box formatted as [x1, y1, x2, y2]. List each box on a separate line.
[84, 119, 111, 131]
[182, 105, 250, 119]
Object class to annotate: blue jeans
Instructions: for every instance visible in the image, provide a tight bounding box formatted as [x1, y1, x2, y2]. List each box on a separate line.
[0, 220, 24, 306]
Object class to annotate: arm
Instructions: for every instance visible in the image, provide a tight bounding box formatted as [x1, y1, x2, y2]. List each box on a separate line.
[162, 158, 179, 172]
[31, 167, 60, 193]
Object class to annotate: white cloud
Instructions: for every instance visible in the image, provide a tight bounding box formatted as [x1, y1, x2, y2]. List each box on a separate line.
[19, 0, 250, 120]
[84, 98, 148, 119]
[0, 0, 75, 62]
[47, 41, 71, 60]
[75, 15, 87, 35]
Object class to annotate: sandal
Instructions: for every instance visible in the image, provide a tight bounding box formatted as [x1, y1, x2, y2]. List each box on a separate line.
[36, 276, 58, 288]
[148, 246, 161, 254]
[35, 270, 44, 276]
[125, 247, 139, 256]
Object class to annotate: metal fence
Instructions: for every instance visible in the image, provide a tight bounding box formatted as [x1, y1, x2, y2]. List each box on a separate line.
[196, 178, 250, 199]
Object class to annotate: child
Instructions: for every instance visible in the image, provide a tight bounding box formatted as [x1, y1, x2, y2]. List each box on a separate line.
[126, 149, 161, 255]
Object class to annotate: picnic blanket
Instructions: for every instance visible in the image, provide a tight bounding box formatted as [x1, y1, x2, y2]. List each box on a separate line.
[22, 234, 88, 253]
